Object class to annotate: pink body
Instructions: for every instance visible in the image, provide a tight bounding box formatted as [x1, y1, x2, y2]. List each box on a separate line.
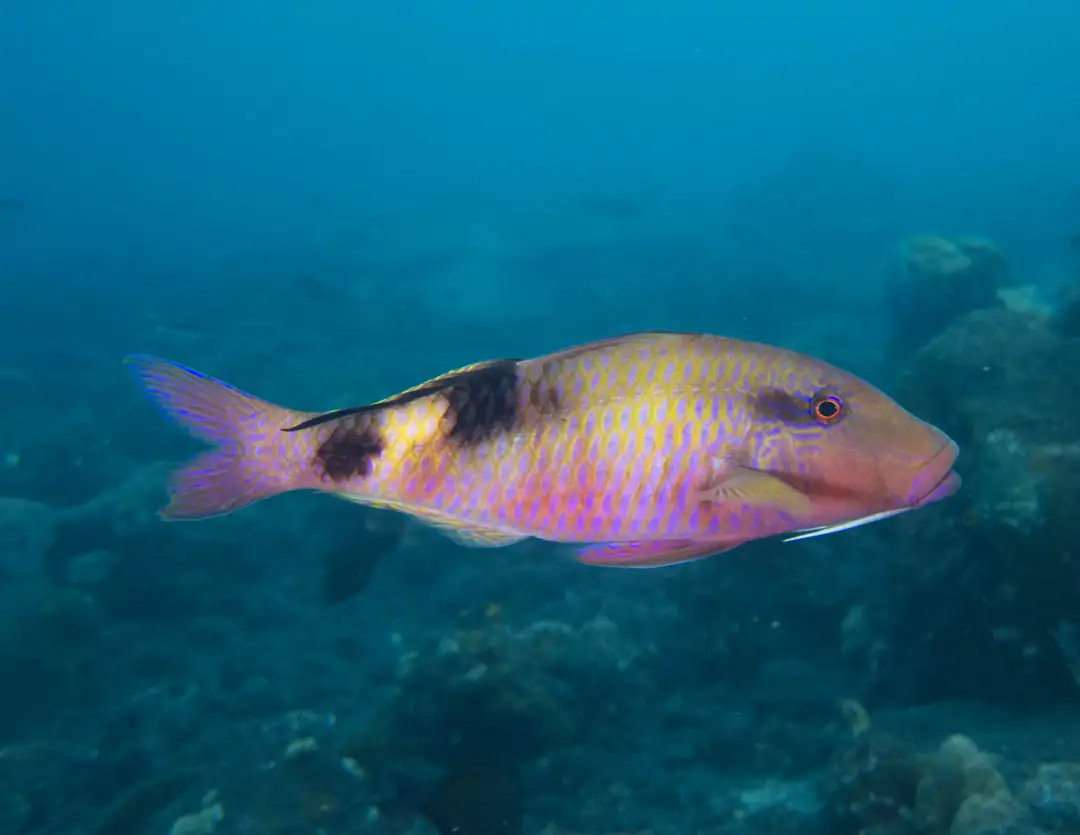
[127, 332, 960, 566]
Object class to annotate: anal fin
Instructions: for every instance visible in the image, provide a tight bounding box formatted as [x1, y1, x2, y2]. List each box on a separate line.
[338, 494, 525, 548]
[576, 538, 745, 568]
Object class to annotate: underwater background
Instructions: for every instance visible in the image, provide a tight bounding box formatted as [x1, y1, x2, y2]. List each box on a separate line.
[4, 1, 1080, 834]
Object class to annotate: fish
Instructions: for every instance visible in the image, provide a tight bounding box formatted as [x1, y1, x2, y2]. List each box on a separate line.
[124, 331, 960, 568]
[319, 508, 405, 605]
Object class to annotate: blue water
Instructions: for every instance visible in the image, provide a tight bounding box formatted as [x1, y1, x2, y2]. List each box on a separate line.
[3, 3, 1080, 834]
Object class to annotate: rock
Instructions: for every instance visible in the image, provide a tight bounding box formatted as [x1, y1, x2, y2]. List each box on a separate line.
[0, 496, 54, 579]
[1023, 762, 1080, 831]
[885, 234, 1009, 358]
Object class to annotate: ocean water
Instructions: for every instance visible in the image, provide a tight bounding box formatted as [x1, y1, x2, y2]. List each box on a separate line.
[3, 2, 1080, 834]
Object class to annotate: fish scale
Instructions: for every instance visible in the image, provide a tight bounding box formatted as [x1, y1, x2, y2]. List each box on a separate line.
[125, 331, 960, 568]
[384, 335, 745, 542]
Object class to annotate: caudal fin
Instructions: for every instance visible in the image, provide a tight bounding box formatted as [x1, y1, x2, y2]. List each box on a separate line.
[125, 355, 299, 520]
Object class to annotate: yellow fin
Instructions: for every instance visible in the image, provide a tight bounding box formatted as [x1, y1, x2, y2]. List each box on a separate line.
[698, 466, 813, 514]
[337, 494, 525, 548]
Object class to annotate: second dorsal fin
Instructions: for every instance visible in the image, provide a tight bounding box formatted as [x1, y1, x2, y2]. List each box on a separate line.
[284, 358, 521, 432]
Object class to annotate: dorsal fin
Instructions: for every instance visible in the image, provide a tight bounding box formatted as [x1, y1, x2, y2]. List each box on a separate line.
[286, 334, 688, 433]
[283, 358, 522, 432]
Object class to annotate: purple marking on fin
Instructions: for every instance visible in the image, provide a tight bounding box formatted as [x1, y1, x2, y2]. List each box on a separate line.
[124, 354, 290, 520]
[126, 355, 254, 444]
[575, 538, 745, 568]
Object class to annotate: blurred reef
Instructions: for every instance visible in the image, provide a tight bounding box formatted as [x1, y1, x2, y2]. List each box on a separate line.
[3, 220, 1080, 835]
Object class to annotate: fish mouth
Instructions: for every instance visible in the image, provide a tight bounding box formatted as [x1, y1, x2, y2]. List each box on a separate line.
[906, 438, 961, 507]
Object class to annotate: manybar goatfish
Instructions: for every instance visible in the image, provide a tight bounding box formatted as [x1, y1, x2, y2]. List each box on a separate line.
[125, 331, 960, 568]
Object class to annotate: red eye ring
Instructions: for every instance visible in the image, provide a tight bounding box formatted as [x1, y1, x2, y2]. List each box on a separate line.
[812, 393, 844, 424]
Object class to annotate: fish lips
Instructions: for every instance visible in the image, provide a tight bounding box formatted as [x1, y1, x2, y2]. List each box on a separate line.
[906, 439, 961, 508]
[914, 469, 962, 507]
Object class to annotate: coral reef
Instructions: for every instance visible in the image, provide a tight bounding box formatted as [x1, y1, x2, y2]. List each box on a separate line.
[4, 225, 1080, 835]
[824, 733, 1028, 835]
[1052, 282, 1080, 338]
[1023, 762, 1080, 831]
[0, 583, 103, 742]
[882, 301, 1080, 705]
[343, 613, 641, 781]
[885, 235, 1010, 358]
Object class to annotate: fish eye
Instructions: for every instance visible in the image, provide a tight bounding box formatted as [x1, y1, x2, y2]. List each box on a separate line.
[811, 393, 844, 424]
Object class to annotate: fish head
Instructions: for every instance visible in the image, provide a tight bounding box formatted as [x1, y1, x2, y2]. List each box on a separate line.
[744, 353, 960, 522]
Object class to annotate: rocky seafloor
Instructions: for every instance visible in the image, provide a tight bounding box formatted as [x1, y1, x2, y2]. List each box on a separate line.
[3, 232, 1080, 835]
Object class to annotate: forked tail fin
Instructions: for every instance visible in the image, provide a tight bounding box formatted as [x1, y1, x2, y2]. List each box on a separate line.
[125, 355, 304, 520]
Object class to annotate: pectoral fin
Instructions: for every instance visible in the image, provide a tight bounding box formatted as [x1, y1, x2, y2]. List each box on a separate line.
[576, 538, 746, 568]
[697, 465, 813, 515]
[338, 494, 525, 548]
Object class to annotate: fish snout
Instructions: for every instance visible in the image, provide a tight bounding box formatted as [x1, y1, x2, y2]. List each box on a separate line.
[895, 436, 961, 508]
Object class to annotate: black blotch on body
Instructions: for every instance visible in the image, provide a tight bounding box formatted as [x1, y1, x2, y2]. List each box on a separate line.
[748, 387, 812, 425]
[440, 360, 522, 445]
[287, 358, 550, 449]
[284, 359, 524, 432]
[315, 421, 384, 481]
